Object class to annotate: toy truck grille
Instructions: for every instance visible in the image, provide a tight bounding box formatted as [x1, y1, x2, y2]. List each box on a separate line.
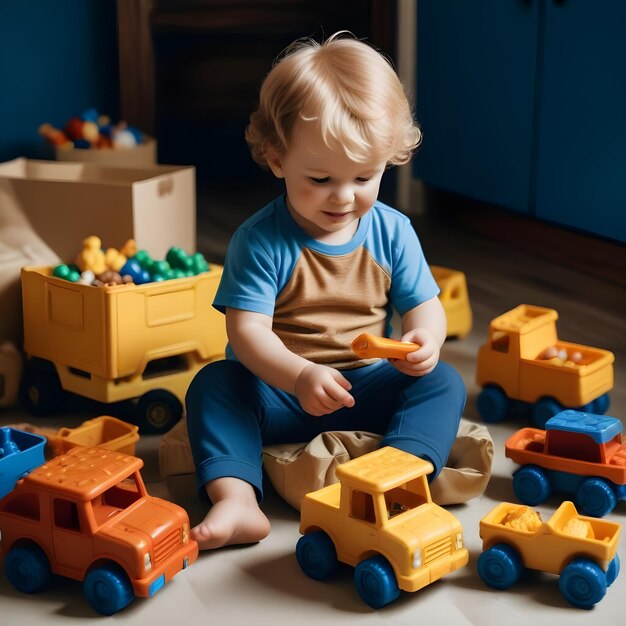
[424, 536, 453, 565]
[153, 528, 181, 567]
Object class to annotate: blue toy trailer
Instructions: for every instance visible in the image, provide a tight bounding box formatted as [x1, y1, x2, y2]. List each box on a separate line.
[0, 427, 46, 499]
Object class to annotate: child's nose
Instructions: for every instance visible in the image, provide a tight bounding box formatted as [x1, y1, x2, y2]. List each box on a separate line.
[331, 184, 354, 205]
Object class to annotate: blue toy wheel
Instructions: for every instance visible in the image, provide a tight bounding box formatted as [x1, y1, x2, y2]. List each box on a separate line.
[577, 401, 595, 413]
[295, 531, 339, 581]
[477, 385, 510, 423]
[135, 389, 182, 434]
[4, 544, 52, 594]
[84, 563, 135, 616]
[559, 558, 607, 609]
[532, 397, 563, 429]
[592, 393, 611, 415]
[605, 555, 620, 587]
[512, 465, 551, 506]
[354, 555, 400, 609]
[576, 477, 616, 517]
[477, 543, 523, 590]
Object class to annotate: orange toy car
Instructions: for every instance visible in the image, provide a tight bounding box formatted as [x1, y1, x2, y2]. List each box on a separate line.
[0, 445, 198, 615]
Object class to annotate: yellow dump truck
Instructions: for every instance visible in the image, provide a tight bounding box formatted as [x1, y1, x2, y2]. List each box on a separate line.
[20, 266, 227, 433]
[477, 501, 621, 609]
[296, 446, 468, 609]
[476, 304, 614, 427]
[430, 265, 472, 339]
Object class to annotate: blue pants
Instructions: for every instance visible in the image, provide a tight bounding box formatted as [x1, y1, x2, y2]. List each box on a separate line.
[186, 359, 466, 502]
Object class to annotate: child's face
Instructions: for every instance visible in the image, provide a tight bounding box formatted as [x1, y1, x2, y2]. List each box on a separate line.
[267, 119, 387, 242]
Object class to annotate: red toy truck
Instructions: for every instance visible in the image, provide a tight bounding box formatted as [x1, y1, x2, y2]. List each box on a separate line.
[506, 410, 626, 517]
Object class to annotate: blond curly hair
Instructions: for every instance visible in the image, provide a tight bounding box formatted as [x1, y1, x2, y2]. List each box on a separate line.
[246, 32, 421, 168]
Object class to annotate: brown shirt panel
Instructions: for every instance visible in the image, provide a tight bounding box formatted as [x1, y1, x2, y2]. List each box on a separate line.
[273, 246, 391, 369]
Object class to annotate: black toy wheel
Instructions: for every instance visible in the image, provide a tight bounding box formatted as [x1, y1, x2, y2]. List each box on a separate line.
[19, 358, 65, 416]
[135, 389, 182, 434]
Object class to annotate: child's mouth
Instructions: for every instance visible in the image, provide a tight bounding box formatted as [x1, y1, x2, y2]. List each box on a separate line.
[323, 211, 350, 221]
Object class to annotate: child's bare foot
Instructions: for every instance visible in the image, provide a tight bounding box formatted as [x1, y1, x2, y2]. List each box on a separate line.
[191, 477, 271, 550]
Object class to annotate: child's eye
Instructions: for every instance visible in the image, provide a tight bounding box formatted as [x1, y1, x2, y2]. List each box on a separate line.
[309, 177, 331, 184]
[356, 177, 371, 183]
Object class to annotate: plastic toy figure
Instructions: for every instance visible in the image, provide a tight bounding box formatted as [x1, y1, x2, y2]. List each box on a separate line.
[351, 333, 419, 360]
[296, 447, 468, 608]
[476, 304, 613, 427]
[506, 409, 626, 517]
[0, 445, 198, 615]
[185, 32, 465, 551]
[478, 500, 621, 609]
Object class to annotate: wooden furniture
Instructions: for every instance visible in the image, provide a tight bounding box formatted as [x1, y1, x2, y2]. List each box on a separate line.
[117, 0, 396, 137]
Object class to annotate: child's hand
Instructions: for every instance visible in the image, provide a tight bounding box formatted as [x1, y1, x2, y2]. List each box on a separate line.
[389, 328, 439, 377]
[295, 363, 355, 416]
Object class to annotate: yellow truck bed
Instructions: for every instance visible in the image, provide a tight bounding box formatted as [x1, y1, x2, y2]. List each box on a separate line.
[519, 343, 614, 406]
[480, 501, 620, 574]
[22, 265, 227, 380]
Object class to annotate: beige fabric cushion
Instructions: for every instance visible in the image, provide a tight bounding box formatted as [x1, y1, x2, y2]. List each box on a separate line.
[159, 417, 493, 509]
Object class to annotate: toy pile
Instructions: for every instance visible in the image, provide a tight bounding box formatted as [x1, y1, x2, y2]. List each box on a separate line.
[52, 236, 209, 286]
[39, 108, 145, 151]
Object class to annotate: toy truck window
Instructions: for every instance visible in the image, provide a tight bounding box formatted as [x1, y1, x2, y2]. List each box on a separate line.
[490, 331, 510, 353]
[546, 431, 601, 463]
[384, 483, 427, 518]
[90, 474, 142, 527]
[2, 491, 40, 521]
[350, 489, 376, 523]
[103, 474, 142, 509]
[54, 498, 81, 532]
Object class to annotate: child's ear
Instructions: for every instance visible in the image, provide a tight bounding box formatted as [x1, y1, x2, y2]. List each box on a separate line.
[266, 151, 285, 179]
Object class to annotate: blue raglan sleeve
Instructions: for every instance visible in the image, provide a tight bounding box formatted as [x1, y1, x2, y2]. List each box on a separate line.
[388, 221, 439, 316]
[213, 227, 278, 317]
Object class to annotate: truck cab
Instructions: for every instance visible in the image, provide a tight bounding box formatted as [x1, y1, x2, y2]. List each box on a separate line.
[296, 447, 468, 608]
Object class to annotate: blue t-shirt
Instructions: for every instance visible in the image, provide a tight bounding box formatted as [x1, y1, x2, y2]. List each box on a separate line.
[214, 195, 438, 369]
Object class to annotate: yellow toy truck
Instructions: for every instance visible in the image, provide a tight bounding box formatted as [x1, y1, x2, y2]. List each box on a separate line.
[19, 265, 227, 433]
[430, 265, 472, 339]
[477, 501, 621, 609]
[296, 446, 469, 608]
[476, 305, 614, 428]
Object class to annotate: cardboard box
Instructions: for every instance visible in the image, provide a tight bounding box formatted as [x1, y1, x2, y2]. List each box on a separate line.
[0, 158, 195, 262]
[55, 137, 157, 167]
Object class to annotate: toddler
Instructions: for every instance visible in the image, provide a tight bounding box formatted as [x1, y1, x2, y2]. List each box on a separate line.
[186, 32, 466, 549]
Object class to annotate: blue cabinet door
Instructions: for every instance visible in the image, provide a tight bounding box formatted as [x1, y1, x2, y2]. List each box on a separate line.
[535, 1, 626, 243]
[414, 0, 539, 213]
